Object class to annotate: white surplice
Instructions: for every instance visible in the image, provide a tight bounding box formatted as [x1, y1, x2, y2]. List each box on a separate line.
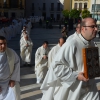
[35, 46, 50, 82]
[0, 48, 20, 100]
[40, 34, 99, 100]
[67, 32, 79, 41]
[20, 34, 33, 64]
[48, 44, 61, 68]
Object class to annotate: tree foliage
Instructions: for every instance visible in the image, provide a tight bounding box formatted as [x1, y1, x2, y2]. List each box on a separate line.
[81, 9, 91, 18]
[69, 9, 81, 18]
[62, 10, 69, 18]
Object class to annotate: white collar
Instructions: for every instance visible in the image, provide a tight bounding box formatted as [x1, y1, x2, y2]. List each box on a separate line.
[79, 34, 90, 45]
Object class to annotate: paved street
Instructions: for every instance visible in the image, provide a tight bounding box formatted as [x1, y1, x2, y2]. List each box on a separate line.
[7, 27, 100, 100]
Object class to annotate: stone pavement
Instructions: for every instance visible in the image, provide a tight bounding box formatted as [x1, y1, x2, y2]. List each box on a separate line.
[7, 28, 100, 100]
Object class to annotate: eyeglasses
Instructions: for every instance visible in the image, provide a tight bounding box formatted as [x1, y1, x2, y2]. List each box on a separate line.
[83, 25, 97, 28]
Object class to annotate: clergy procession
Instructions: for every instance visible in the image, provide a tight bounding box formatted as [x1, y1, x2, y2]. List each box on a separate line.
[0, 16, 100, 100]
[0, 17, 34, 100]
[40, 17, 100, 100]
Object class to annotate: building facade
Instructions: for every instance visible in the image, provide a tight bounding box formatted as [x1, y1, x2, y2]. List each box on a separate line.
[63, 0, 100, 22]
[63, 0, 90, 11]
[71, 0, 91, 10]
[25, 0, 63, 20]
[64, 0, 72, 11]
[89, 0, 100, 21]
[0, 0, 25, 18]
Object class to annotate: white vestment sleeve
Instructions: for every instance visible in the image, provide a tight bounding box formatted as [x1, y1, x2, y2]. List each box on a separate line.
[35, 48, 43, 68]
[52, 43, 78, 85]
[48, 50, 53, 68]
[10, 50, 20, 82]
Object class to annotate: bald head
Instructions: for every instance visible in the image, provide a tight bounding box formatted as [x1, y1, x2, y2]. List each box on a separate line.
[81, 17, 97, 40]
[81, 17, 96, 28]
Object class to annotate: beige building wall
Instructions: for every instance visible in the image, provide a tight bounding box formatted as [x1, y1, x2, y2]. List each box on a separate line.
[72, 0, 91, 10]
[64, 0, 91, 11]
[64, 0, 72, 11]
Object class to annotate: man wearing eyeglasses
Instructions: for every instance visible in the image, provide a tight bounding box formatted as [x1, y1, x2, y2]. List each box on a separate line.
[40, 17, 99, 100]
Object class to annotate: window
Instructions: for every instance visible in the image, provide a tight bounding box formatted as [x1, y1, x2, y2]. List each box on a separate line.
[0, 3, 1, 8]
[9, 0, 18, 8]
[92, 4, 95, 11]
[79, 3, 82, 10]
[43, 3, 46, 10]
[51, 3, 54, 11]
[56, 14, 60, 20]
[84, 3, 87, 9]
[74, 3, 77, 9]
[32, 3, 34, 10]
[50, 14, 54, 19]
[92, 4, 100, 12]
[57, 3, 60, 11]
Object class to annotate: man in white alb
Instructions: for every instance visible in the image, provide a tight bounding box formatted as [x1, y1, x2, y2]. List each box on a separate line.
[20, 31, 33, 67]
[40, 17, 99, 100]
[48, 37, 65, 68]
[67, 22, 81, 41]
[0, 36, 20, 100]
[35, 41, 50, 84]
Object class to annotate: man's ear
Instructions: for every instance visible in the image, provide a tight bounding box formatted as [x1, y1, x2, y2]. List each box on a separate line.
[81, 26, 84, 32]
